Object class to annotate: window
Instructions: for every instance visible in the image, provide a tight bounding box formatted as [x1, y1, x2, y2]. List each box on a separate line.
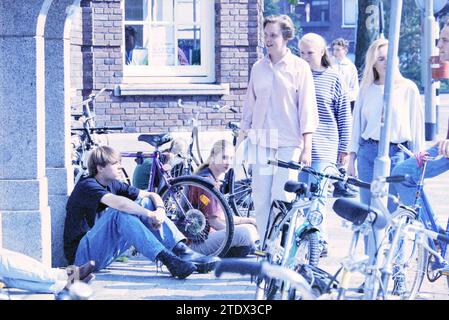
[298, 0, 330, 24]
[342, 0, 357, 27]
[123, 0, 215, 83]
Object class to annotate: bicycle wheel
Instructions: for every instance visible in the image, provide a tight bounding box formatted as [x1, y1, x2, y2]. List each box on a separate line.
[294, 230, 321, 267]
[384, 208, 428, 300]
[227, 168, 254, 217]
[258, 204, 290, 300]
[159, 176, 234, 257]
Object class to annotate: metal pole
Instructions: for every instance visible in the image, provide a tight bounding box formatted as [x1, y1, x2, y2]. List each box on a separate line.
[365, 0, 403, 301]
[425, 0, 437, 140]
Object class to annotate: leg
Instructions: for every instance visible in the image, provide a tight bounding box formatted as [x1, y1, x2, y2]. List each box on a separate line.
[0, 248, 67, 294]
[393, 146, 449, 206]
[136, 197, 186, 250]
[74, 209, 167, 271]
[249, 142, 275, 241]
[190, 224, 259, 256]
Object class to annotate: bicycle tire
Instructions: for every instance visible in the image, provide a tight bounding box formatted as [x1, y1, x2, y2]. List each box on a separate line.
[159, 175, 234, 257]
[259, 206, 291, 300]
[385, 208, 427, 300]
[227, 168, 254, 217]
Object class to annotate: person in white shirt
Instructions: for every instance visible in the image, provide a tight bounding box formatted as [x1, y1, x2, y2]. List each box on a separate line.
[331, 38, 360, 113]
[331, 38, 360, 198]
[238, 15, 319, 240]
[347, 38, 424, 293]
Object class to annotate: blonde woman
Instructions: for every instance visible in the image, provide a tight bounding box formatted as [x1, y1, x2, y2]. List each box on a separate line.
[299, 33, 352, 256]
[347, 38, 424, 294]
[239, 15, 319, 241]
[348, 38, 424, 208]
[189, 140, 259, 257]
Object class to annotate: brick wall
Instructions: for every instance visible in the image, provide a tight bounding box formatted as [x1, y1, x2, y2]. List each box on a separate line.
[71, 0, 264, 134]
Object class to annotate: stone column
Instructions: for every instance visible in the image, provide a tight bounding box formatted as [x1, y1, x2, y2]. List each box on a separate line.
[44, 0, 81, 267]
[0, 0, 52, 265]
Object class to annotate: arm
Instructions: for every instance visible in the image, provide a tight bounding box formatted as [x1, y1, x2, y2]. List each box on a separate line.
[335, 79, 352, 165]
[240, 68, 256, 133]
[409, 85, 425, 153]
[101, 193, 165, 227]
[297, 62, 319, 165]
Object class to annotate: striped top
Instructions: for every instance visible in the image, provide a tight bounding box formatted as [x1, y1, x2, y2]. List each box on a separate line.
[311, 68, 351, 163]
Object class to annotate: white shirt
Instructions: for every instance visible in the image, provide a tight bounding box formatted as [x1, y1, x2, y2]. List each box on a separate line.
[241, 49, 319, 149]
[332, 57, 359, 102]
[349, 80, 424, 154]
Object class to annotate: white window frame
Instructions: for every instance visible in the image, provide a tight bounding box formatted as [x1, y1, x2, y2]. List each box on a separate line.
[122, 0, 215, 84]
[341, 0, 358, 28]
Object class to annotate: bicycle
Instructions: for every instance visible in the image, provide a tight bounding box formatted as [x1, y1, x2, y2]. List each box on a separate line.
[175, 99, 254, 218]
[120, 133, 235, 257]
[255, 158, 370, 300]
[383, 143, 449, 294]
[333, 188, 449, 300]
[71, 88, 127, 184]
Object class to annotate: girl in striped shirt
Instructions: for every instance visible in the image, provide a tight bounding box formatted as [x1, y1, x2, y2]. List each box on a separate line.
[299, 33, 352, 256]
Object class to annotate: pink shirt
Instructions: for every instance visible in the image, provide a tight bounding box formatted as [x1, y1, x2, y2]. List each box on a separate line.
[241, 50, 319, 149]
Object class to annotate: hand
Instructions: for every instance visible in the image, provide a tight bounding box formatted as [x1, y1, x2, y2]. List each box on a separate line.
[347, 160, 357, 177]
[235, 130, 248, 151]
[298, 148, 312, 166]
[438, 139, 449, 158]
[338, 152, 349, 167]
[147, 208, 165, 229]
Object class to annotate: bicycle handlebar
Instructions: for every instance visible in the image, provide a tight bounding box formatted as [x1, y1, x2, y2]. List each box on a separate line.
[267, 159, 407, 190]
[214, 259, 262, 277]
[71, 126, 123, 133]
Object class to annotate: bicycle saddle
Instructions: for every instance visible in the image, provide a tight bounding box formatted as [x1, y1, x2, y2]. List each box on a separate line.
[332, 198, 387, 230]
[284, 180, 308, 195]
[227, 121, 240, 130]
[138, 133, 173, 148]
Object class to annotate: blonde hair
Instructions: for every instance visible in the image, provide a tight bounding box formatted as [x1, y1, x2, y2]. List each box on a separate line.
[263, 15, 295, 41]
[359, 38, 405, 92]
[87, 146, 121, 177]
[196, 140, 233, 172]
[299, 33, 332, 68]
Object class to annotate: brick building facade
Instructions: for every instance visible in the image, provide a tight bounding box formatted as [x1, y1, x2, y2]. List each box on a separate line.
[70, 0, 264, 134]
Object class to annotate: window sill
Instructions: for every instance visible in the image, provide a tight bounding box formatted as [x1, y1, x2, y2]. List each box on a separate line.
[114, 83, 230, 96]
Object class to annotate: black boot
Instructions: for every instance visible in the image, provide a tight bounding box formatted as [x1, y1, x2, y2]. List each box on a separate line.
[156, 249, 197, 279]
[172, 241, 221, 274]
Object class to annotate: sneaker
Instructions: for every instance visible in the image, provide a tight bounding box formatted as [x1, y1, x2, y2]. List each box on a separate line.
[332, 181, 357, 198]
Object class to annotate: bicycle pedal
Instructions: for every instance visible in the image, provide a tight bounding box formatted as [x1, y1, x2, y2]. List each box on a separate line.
[253, 250, 266, 257]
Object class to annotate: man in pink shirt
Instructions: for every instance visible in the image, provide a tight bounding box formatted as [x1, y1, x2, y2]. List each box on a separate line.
[238, 15, 319, 241]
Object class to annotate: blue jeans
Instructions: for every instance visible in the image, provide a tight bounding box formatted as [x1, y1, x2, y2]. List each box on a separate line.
[74, 198, 186, 272]
[0, 248, 67, 294]
[357, 139, 407, 263]
[392, 146, 449, 206]
[299, 161, 333, 242]
[357, 139, 407, 211]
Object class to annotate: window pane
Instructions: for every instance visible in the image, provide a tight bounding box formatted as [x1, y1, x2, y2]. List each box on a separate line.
[151, 0, 174, 22]
[310, 0, 329, 22]
[177, 26, 201, 65]
[125, 25, 148, 65]
[343, 0, 357, 25]
[125, 0, 148, 21]
[149, 25, 175, 66]
[176, 0, 200, 24]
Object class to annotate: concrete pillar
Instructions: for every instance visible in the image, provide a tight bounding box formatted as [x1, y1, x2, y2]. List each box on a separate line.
[0, 0, 52, 265]
[44, 0, 81, 267]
